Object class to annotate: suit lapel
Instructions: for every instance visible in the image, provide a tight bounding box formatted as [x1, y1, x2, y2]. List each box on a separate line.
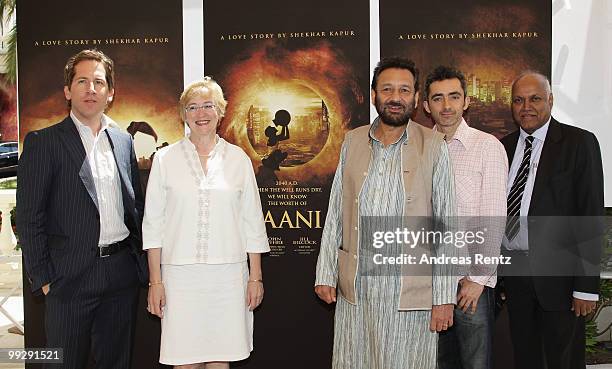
[105, 128, 135, 212]
[529, 119, 563, 214]
[57, 117, 99, 210]
[502, 131, 519, 165]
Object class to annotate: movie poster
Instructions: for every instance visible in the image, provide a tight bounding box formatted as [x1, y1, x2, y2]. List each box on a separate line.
[17, 1, 183, 368]
[204, 0, 370, 257]
[204, 1, 369, 367]
[17, 0, 184, 189]
[380, 0, 551, 138]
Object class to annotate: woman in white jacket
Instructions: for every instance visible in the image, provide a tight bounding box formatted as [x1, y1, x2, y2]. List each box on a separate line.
[143, 77, 270, 369]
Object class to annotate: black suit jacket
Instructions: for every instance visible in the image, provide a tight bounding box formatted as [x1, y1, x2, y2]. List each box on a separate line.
[501, 118, 604, 310]
[17, 116, 148, 296]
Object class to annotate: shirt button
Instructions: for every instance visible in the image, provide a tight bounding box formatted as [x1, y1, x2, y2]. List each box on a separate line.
[354, 226, 358, 231]
[353, 255, 357, 259]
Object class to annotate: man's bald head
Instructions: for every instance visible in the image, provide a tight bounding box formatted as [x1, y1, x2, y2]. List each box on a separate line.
[511, 71, 554, 134]
[513, 71, 551, 95]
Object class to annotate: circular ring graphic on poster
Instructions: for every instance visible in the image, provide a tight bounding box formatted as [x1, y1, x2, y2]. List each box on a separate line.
[245, 83, 330, 169]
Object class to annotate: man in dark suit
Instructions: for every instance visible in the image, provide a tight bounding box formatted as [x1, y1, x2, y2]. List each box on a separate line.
[500, 72, 604, 369]
[17, 49, 147, 369]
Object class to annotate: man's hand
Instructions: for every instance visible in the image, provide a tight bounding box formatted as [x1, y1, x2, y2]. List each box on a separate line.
[42, 283, 50, 296]
[430, 304, 454, 332]
[457, 278, 484, 314]
[315, 285, 337, 304]
[571, 298, 597, 317]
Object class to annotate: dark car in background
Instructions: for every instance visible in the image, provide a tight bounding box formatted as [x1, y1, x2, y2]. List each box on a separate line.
[0, 141, 18, 178]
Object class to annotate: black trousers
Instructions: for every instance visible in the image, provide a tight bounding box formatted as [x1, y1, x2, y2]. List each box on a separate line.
[505, 276, 585, 369]
[44, 248, 140, 369]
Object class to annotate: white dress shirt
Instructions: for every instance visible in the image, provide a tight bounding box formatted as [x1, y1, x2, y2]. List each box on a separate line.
[142, 136, 270, 264]
[503, 118, 597, 301]
[72, 111, 129, 245]
[503, 120, 549, 252]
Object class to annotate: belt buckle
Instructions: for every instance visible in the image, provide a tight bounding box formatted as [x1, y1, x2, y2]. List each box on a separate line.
[99, 244, 111, 258]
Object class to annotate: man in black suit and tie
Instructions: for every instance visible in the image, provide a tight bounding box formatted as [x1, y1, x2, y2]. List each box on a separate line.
[17, 49, 148, 369]
[500, 72, 604, 369]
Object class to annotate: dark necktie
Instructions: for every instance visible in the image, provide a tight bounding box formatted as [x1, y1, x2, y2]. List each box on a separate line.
[505, 135, 535, 241]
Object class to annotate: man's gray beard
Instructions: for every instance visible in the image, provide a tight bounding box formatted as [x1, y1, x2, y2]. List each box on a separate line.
[375, 98, 415, 127]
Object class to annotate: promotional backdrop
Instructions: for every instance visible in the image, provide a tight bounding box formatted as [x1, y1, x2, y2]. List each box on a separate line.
[203, 0, 370, 367]
[17, 0, 184, 367]
[17, 1, 185, 189]
[380, 0, 551, 138]
[15, 0, 568, 368]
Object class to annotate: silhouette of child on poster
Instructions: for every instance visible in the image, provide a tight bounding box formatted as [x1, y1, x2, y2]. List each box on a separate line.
[265, 109, 291, 146]
[258, 109, 291, 185]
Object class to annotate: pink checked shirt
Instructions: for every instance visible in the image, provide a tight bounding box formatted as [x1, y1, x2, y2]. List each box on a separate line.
[436, 119, 508, 287]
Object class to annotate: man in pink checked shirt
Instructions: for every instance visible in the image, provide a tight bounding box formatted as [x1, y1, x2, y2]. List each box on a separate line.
[424, 65, 508, 369]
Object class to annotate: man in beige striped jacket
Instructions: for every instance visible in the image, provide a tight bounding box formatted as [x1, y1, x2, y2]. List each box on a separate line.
[315, 57, 457, 369]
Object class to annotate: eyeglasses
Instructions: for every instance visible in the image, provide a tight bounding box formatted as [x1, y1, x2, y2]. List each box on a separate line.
[185, 103, 215, 113]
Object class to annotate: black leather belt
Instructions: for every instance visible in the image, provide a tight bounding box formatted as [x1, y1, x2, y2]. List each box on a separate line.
[98, 239, 129, 258]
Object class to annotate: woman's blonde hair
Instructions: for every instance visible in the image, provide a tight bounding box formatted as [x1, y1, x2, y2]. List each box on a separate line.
[179, 76, 228, 121]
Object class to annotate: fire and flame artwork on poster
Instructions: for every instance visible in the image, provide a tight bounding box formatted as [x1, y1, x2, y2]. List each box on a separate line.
[203, 0, 370, 367]
[203, 1, 370, 259]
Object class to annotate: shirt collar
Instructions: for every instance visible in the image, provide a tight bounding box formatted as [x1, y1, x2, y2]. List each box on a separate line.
[184, 134, 225, 156]
[368, 117, 409, 145]
[433, 118, 471, 148]
[519, 117, 550, 143]
[71, 111, 117, 135]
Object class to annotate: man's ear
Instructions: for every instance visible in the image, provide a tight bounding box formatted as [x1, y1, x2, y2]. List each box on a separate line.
[64, 86, 72, 101]
[463, 95, 470, 111]
[107, 88, 115, 103]
[548, 92, 554, 108]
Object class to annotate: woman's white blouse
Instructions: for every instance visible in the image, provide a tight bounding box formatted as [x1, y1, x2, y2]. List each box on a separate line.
[143, 136, 270, 264]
